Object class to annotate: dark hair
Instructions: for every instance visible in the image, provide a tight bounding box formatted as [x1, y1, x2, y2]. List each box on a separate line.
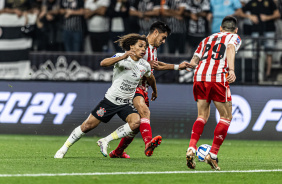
[115, 33, 148, 51]
[149, 21, 171, 35]
[221, 16, 237, 32]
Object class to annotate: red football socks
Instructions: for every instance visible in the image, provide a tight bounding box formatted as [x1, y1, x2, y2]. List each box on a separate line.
[210, 118, 231, 155]
[139, 118, 152, 145]
[189, 117, 207, 150]
[115, 136, 134, 155]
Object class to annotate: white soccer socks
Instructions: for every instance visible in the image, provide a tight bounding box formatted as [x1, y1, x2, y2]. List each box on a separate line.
[54, 126, 85, 158]
[104, 123, 133, 142]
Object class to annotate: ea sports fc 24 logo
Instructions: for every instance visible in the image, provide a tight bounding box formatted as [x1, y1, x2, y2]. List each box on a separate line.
[0, 92, 76, 124]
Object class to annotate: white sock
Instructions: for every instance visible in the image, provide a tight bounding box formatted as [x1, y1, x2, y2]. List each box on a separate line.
[187, 147, 196, 154]
[62, 126, 85, 151]
[104, 123, 133, 142]
[209, 152, 217, 159]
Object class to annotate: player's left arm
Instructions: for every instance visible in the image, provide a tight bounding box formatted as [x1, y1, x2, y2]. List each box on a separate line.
[146, 74, 158, 101]
[154, 61, 189, 71]
[226, 44, 236, 83]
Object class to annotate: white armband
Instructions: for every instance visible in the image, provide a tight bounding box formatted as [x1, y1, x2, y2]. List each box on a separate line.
[174, 64, 179, 70]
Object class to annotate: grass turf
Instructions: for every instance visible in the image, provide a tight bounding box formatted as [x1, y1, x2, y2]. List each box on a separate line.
[0, 134, 281, 184]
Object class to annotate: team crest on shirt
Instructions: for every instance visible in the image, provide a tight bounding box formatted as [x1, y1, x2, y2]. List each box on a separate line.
[96, 107, 106, 117]
[140, 69, 146, 77]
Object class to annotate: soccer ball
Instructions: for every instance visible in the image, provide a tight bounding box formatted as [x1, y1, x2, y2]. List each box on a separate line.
[196, 144, 211, 162]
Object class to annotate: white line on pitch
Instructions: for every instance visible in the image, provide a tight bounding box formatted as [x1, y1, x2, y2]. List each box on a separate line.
[0, 169, 282, 177]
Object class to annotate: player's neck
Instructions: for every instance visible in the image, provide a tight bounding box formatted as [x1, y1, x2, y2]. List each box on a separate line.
[221, 30, 236, 34]
[147, 35, 155, 47]
[129, 55, 140, 61]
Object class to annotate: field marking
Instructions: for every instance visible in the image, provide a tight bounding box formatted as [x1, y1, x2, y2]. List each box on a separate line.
[0, 169, 282, 177]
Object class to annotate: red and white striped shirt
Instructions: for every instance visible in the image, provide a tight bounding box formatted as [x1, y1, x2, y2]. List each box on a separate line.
[193, 32, 242, 82]
[137, 44, 157, 92]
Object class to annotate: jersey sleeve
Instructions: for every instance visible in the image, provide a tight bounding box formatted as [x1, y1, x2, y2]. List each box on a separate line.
[144, 62, 152, 77]
[111, 53, 124, 58]
[112, 53, 126, 67]
[193, 39, 205, 58]
[144, 70, 151, 78]
[228, 34, 242, 53]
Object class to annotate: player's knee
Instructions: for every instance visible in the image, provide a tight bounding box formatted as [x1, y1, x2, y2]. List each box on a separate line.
[128, 114, 141, 130]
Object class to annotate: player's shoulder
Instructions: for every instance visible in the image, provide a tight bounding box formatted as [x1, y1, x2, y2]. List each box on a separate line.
[227, 33, 242, 43]
[139, 58, 151, 69]
[111, 53, 125, 58]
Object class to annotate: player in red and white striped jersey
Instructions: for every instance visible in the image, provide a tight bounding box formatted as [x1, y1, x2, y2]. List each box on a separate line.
[185, 16, 242, 170]
[102, 21, 189, 158]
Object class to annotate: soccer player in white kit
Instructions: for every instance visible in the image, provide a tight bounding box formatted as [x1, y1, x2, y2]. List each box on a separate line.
[99, 21, 190, 158]
[185, 16, 242, 170]
[54, 33, 157, 158]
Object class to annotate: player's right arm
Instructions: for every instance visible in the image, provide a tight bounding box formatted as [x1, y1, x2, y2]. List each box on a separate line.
[100, 51, 135, 67]
[146, 74, 158, 101]
[154, 61, 190, 71]
[186, 55, 200, 70]
[186, 39, 204, 70]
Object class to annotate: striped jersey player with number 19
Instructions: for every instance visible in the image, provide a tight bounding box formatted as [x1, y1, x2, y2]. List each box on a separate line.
[186, 16, 242, 170]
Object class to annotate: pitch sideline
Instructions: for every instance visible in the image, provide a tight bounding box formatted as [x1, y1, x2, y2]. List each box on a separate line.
[0, 169, 282, 177]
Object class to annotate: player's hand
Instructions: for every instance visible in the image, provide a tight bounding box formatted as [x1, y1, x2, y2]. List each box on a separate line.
[123, 50, 136, 59]
[148, 60, 158, 69]
[179, 61, 190, 70]
[227, 70, 236, 83]
[185, 62, 197, 71]
[151, 91, 157, 101]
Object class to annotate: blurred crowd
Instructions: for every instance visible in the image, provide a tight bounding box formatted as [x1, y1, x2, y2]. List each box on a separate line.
[0, 0, 281, 55]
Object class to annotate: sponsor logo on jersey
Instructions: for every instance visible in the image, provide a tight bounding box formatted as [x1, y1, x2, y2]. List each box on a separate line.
[115, 97, 130, 104]
[96, 107, 106, 117]
[140, 69, 146, 77]
[235, 38, 240, 45]
[132, 72, 137, 77]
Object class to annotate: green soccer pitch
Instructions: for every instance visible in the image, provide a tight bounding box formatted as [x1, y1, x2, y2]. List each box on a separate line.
[0, 134, 281, 184]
